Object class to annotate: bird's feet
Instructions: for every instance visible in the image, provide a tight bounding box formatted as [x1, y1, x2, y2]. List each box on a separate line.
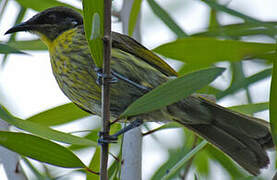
[97, 118, 144, 145]
[98, 132, 118, 144]
[95, 67, 118, 85]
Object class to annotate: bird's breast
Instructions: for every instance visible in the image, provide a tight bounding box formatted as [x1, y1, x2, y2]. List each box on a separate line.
[48, 28, 102, 115]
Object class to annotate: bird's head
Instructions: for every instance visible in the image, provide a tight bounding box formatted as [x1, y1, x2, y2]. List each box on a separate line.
[5, 6, 83, 42]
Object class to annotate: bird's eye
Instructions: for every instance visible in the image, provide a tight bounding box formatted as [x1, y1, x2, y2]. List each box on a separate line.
[65, 17, 79, 27]
[71, 20, 78, 26]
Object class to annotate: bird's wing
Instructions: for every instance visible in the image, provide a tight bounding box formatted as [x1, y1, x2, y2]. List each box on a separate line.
[111, 32, 178, 77]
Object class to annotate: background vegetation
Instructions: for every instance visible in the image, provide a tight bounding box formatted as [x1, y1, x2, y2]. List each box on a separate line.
[0, 0, 276, 179]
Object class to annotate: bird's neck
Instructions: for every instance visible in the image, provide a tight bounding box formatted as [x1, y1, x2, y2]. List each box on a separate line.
[38, 28, 75, 55]
[39, 33, 53, 47]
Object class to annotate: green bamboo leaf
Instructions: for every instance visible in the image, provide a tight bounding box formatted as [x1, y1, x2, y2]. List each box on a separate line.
[128, 0, 143, 36]
[217, 68, 272, 99]
[0, 131, 85, 168]
[270, 62, 277, 149]
[0, 106, 96, 146]
[83, 0, 104, 67]
[0, 43, 26, 54]
[147, 0, 187, 38]
[161, 141, 208, 180]
[153, 38, 275, 64]
[26, 103, 90, 126]
[121, 67, 225, 117]
[7, 40, 47, 51]
[86, 147, 100, 180]
[15, 0, 80, 13]
[228, 102, 269, 115]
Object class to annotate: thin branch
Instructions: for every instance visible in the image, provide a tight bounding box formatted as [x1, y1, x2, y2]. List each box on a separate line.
[100, 0, 112, 179]
[142, 126, 161, 136]
[85, 167, 100, 175]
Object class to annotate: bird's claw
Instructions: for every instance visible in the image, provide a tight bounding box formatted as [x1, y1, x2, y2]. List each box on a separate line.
[97, 118, 143, 145]
[95, 68, 118, 85]
[97, 131, 118, 145]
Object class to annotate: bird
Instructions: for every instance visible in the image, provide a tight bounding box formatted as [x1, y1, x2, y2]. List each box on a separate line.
[5, 6, 274, 175]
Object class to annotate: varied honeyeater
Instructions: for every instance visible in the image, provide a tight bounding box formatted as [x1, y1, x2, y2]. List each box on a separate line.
[5, 6, 273, 175]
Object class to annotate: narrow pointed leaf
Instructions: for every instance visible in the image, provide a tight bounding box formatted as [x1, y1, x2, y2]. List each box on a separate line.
[26, 103, 90, 126]
[153, 38, 275, 64]
[0, 43, 26, 54]
[0, 106, 96, 146]
[0, 131, 85, 168]
[7, 40, 47, 51]
[83, 0, 104, 67]
[121, 67, 225, 117]
[228, 102, 269, 115]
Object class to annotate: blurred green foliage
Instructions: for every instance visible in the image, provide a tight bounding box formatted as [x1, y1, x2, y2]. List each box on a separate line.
[0, 0, 276, 179]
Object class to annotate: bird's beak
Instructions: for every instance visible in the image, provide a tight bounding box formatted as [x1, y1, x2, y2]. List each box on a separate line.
[5, 21, 34, 35]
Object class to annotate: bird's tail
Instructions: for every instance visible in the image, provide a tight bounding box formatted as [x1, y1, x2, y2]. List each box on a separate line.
[169, 96, 274, 175]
